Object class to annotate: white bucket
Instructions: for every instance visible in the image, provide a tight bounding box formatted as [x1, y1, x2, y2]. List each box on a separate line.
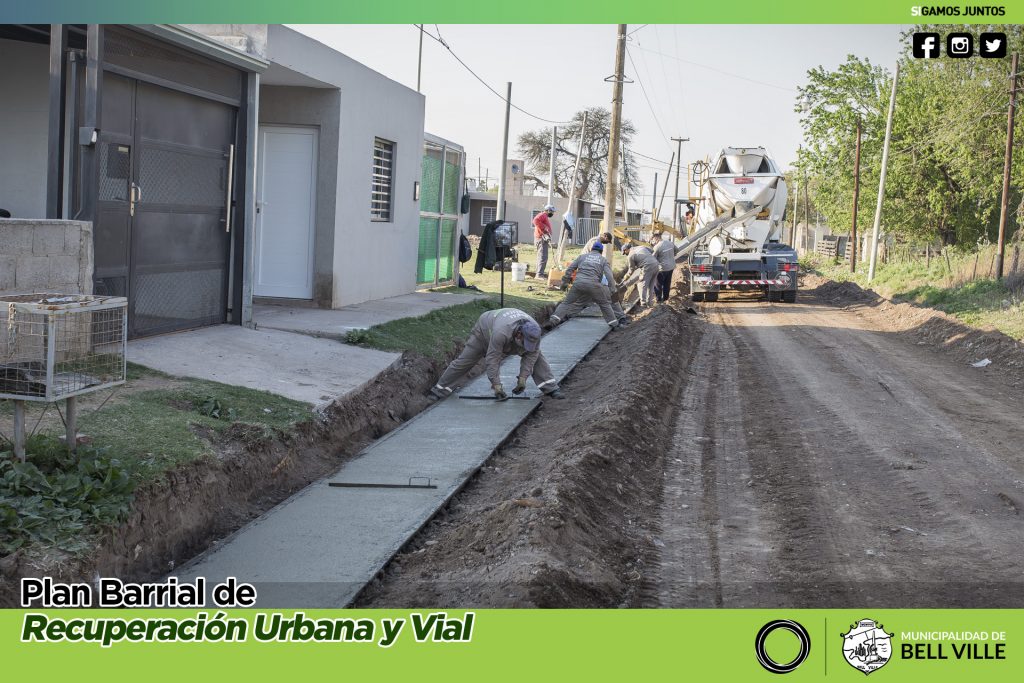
[511, 262, 527, 282]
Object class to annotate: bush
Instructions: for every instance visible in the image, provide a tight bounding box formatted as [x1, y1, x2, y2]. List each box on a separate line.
[0, 437, 134, 555]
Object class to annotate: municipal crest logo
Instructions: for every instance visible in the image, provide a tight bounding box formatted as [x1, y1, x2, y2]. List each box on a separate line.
[841, 619, 893, 675]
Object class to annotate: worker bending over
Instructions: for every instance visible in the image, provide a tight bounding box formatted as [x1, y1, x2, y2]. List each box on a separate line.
[621, 243, 660, 307]
[547, 242, 620, 329]
[431, 308, 564, 400]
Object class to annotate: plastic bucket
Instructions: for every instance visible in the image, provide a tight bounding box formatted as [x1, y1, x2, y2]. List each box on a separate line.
[511, 262, 527, 282]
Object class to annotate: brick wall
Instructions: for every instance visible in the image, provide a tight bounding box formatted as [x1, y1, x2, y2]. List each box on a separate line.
[0, 219, 93, 295]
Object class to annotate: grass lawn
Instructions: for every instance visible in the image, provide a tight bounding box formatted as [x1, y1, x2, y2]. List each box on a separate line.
[805, 253, 1024, 341]
[1, 363, 312, 555]
[344, 243, 589, 358]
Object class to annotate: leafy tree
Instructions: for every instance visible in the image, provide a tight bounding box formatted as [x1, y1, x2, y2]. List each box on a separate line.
[796, 25, 1024, 247]
[516, 107, 640, 201]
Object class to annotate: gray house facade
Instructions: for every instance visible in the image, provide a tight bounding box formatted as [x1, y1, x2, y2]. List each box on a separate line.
[0, 24, 427, 337]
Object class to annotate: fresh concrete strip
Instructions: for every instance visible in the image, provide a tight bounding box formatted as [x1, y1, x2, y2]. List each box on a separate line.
[172, 316, 612, 606]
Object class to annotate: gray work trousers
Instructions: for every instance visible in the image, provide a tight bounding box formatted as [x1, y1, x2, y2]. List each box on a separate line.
[552, 280, 618, 325]
[534, 239, 549, 275]
[637, 265, 659, 306]
[436, 330, 557, 391]
[607, 285, 626, 319]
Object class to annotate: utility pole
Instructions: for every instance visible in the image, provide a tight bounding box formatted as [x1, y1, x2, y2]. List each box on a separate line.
[547, 126, 557, 205]
[557, 112, 588, 264]
[602, 24, 628, 269]
[851, 117, 861, 271]
[792, 172, 799, 246]
[497, 82, 512, 221]
[652, 172, 658, 215]
[416, 25, 424, 92]
[868, 61, 900, 282]
[620, 141, 628, 228]
[996, 52, 1019, 280]
[497, 82, 512, 307]
[803, 171, 809, 246]
[656, 152, 675, 222]
[671, 136, 689, 232]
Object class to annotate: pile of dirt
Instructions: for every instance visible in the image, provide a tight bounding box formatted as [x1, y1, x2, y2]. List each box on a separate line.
[358, 299, 704, 608]
[804, 273, 1024, 382]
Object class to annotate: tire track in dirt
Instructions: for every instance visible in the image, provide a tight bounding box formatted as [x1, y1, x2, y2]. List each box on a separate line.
[653, 313, 781, 607]
[653, 289, 1024, 607]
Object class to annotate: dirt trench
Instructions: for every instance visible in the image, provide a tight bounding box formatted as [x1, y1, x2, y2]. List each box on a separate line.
[358, 292, 704, 608]
[0, 344, 469, 606]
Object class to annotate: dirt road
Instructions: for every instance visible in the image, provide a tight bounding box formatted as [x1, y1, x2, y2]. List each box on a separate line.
[360, 280, 1024, 608]
[654, 287, 1024, 608]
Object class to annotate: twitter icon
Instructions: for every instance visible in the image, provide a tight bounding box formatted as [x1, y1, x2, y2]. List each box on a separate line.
[981, 32, 1007, 58]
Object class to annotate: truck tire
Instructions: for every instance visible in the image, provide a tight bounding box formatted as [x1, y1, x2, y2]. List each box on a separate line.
[783, 289, 797, 303]
[767, 290, 781, 302]
[706, 291, 719, 302]
[692, 292, 705, 302]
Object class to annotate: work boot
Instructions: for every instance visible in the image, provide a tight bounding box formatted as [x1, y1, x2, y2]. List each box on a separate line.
[617, 316, 632, 326]
[544, 389, 566, 399]
[429, 384, 452, 400]
[542, 316, 560, 331]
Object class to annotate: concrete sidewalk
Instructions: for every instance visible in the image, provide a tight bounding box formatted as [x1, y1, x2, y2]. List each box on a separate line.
[255, 290, 484, 340]
[173, 314, 613, 606]
[129, 325, 400, 407]
[129, 290, 482, 407]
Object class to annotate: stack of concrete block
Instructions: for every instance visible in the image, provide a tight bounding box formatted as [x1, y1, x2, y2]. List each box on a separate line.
[0, 219, 93, 296]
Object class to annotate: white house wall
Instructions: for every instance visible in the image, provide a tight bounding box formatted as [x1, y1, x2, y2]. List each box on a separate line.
[0, 39, 48, 219]
[265, 25, 425, 308]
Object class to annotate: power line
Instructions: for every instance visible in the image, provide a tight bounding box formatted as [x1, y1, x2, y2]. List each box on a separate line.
[627, 24, 649, 36]
[418, 25, 572, 125]
[631, 149, 674, 165]
[633, 44, 797, 92]
[626, 47, 671, 146]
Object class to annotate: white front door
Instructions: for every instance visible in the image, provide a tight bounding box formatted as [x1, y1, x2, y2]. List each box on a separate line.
[255, 126, 317, 299]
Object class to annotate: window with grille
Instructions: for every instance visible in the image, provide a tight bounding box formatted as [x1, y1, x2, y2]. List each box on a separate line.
[371, 138, 395, 222]
[481, 206, 497, 226]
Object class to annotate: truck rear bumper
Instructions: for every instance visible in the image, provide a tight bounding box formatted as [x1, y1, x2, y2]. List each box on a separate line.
[705, 278, 788, 286]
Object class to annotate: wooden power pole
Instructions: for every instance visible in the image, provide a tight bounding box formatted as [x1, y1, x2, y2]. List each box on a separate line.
[602, 24, 627, 269]
[851, 117, 861, 271]
[996, 52, 1019, 281]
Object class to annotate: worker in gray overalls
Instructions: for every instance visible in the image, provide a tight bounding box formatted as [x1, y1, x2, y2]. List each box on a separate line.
[621, 242, 661, 308]
[583, 232, 631, 326]
[547, 242, 620, 329]
[431, 308, 564, 400]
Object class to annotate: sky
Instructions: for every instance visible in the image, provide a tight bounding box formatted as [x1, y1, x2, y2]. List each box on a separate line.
[291, 24, 907, 204]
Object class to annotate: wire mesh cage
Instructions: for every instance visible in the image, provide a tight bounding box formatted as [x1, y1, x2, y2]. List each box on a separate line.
[1, 294, 127, 402]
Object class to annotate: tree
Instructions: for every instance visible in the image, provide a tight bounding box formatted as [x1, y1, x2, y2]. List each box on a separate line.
[516, 107, 640, 201]
[796, 27, 1024, 248]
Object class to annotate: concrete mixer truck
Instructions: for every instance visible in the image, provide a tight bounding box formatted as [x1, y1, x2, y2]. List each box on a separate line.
[686, 147, 798, 303]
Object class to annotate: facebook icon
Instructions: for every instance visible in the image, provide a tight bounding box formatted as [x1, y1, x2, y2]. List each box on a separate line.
[912, 32, 941, 58]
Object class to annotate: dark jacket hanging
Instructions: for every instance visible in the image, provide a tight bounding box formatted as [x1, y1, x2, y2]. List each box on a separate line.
[475, 221, 500, 273]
